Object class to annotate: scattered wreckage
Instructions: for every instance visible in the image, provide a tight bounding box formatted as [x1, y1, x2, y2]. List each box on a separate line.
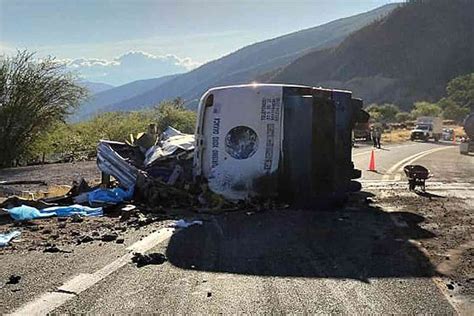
[97, 84, 368, 207]
[0, 83, 368, 248]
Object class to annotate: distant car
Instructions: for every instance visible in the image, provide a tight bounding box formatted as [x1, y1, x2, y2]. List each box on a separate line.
[442, 128, 454, 141]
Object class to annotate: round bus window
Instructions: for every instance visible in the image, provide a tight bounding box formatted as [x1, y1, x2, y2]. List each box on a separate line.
[225, 126, 258, 160]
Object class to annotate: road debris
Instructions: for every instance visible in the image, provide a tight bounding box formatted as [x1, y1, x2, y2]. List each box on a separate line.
[78, 235, 94, 244]
[6, 275, 21, 285]
[71, 214, 84, 223]
[101, 232, 118, 242]
[5, 204, 103, 221]
[87, 187, 134, 206]
[131, 252, 167, 267]
[0, 180, 47, 186]
[0, 230, 21, 247]
[170, 219, 203, 229]
[0, 196, 54, 210]
[43, 245, 72, 253]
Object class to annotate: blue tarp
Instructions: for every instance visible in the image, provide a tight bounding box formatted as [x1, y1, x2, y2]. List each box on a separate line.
[0, 231, 21, 247]
[87, 187, 134, 206]
[7, 204, 103, 221]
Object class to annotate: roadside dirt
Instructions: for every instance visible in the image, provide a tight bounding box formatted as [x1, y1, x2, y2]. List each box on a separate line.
[0, 161, 177, 253]
[0, 161, 100, 199]
[373, 188, 473, 304]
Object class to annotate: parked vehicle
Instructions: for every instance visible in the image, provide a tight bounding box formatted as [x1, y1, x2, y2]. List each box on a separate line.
[353, 122, 371, 141]
[442, 128, 454, 141]
[410, 117, 442, 142]
[460, 113, 474, 155]
[193, 84, 368, 204]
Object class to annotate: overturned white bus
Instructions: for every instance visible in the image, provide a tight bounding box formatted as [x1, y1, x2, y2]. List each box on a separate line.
[193, 84, 369, 205]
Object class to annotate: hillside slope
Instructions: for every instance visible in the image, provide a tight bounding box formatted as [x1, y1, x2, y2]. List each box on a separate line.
[74, 74, 178, 120]
[97, 3, 397, 113]
[268, 0, 474, 109]
[78, 81, 114, 94]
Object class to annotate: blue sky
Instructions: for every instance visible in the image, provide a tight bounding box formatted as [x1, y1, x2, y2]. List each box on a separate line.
[0, 0, 399, 85]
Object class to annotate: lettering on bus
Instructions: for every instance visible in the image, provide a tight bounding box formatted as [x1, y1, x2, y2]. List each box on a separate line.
[260, 97, 281, 121]
[264, 123, 275, 171]
[211, 117, 221, 168]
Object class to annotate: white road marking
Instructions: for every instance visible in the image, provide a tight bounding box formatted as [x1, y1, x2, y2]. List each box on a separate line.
[359, 180, 474, 191]
[382, 146, 453, 181]
[353, 150, 376, 157]
[9, 227, 176, 316]
[401, 146, 454, 169]
[352, 143, 419, 158]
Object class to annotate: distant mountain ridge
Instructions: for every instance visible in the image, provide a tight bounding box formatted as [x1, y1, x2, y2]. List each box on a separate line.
[267, 0, 474, 109]
[74, 74, 178, 120]
[75, 3, 398, 119]
[78, 81, 114, 94]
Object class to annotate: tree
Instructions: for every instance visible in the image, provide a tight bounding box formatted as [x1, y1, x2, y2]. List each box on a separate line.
[365, 103, 400, 122]
[395, 112, 412, 123]
[410, 101, 442, 118]
[0, 51, 87, 167]
[438, 97, 470, 122]
[153, 98, 197, 134]
[446, 73, 474, 111]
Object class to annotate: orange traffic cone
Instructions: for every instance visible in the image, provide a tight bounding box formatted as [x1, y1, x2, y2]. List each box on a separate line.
[368, 150, 376, 172]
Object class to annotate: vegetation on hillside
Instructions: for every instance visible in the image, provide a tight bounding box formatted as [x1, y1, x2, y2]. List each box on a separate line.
[366, 73, 473, 124]
[27, 98, 196, 165]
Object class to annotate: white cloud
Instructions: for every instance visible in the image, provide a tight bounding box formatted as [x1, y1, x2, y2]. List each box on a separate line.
[65, 51, 201, 85]
[0, 42, 16, 55]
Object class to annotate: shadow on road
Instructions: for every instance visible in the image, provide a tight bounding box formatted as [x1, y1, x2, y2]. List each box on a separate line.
[367, 170, 385, 175]
[166, 198, 437, 282]
[415, 190, 446, 199]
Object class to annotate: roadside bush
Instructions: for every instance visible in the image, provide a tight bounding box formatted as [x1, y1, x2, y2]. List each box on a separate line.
[152, 98, 197, 134]
[27, 98, 197, 163]
[0, 51, 87, 167]
[395, 112, 412, 123]
[438, 98, 470, 122]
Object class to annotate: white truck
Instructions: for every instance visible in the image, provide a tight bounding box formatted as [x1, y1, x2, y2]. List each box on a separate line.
[410, 116, 442, 142]
[460, 113, 474, 155]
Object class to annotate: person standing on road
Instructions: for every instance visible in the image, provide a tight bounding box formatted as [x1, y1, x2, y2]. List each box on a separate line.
[371, 124, 382, 149]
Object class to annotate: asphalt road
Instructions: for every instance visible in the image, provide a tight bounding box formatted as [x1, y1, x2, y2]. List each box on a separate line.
[1, 140, 472, 314]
